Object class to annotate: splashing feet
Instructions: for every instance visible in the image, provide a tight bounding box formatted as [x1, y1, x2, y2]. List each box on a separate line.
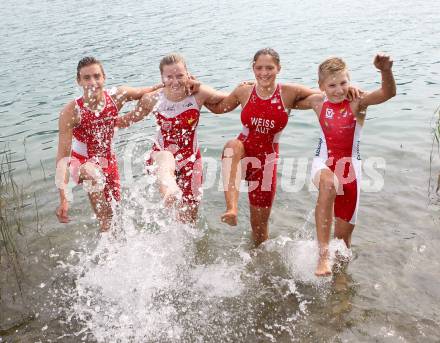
[315, 248, 332, 277]
[221, 209, 238, 226]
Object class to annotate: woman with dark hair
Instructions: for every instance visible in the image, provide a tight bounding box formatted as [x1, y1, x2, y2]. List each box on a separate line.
[207, 48, 360, 246]
[55, 56, 164, 232]
[205, 48, 319, 245]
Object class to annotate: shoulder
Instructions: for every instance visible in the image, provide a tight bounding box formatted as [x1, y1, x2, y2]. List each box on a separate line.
[59, 100, 79, 128]
[233, 83, 253, 100]
[280, 84, 305, 104]
[60, 100, 77, 117]
[140, 90, 160, 107]
[235, 83, 253, 93]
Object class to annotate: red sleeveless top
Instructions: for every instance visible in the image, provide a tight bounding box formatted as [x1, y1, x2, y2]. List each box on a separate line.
[238, 84, 288, 155]
[72, 90, 118, 159]
[318, 99, 360, 160]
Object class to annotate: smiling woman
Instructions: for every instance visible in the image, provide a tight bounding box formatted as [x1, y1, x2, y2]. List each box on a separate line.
[204, 48, 321, 246]
[117, 53, 230, 223]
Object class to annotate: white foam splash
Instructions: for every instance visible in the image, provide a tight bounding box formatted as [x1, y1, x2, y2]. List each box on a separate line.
[59, 173, 351, 341]
[191, 261, 245, 298]
[70, 217, 196, 341]
[264, 236, 352, 284]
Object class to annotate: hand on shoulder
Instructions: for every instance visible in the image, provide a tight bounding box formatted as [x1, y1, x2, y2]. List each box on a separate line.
[186, 75, 200, 95]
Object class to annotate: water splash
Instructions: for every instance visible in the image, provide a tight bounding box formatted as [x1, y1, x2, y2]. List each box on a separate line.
[263, 235, 352, 285]
[55, 177, 352, 342]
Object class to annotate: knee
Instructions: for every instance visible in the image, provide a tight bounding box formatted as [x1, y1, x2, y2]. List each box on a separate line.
[319, 173, 337, 198]
[223, 139, 244, 158]
[154, 150, 175, 164]
[153, 151, 176, 174]
[80, 164, 104, 186]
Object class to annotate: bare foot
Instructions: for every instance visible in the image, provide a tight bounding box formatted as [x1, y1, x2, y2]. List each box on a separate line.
[333, 272, 349, 292]
[221, 209, 238, 226]
[315, 255, 332, 277]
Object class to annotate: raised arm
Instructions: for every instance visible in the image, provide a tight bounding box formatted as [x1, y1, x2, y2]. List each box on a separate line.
[358, 54, 396, 108]
[116, 92, 157, 129]
[55, 101, 77, 223]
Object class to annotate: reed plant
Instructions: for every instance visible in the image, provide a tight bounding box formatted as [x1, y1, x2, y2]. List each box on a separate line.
[0, 147, 25, 295]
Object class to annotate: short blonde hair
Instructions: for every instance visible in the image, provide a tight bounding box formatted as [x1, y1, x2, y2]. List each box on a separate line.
[159, 53, 187, 73]
[318, 57, 348, 83]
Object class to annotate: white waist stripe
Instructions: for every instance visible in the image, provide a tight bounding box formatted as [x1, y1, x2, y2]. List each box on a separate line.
[72, 137, 88, 157]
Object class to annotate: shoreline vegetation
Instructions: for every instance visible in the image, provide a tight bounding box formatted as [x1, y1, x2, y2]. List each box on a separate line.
[0, 147, 25, 292]
[0, 145, 42, 337]
[0, 146, 27, 336]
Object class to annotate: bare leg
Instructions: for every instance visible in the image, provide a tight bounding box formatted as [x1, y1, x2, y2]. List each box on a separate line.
[153, 151, 181, 207]
[88, 191, 112, 232]
[314, 169, 337, 276]
[221, 139, 245, 226]
[334, 218, 355, 248]
[177, 158, 202, 225]
[178, 204, 199, 225]
[80, 163, 113, 232]
[249, 205, 271, 246]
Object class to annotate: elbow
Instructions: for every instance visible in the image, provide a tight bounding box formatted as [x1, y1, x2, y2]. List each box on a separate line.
[389, 83, 397, 98]
[206, 107, 222, 114]
[388, 88, 396, 99]
[384, 86, 396, 100]
[391, 87, 397, 98]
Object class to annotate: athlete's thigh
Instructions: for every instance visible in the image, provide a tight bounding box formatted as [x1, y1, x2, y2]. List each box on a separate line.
[311, 157, 333, 189]
[334, 179, 358, 223]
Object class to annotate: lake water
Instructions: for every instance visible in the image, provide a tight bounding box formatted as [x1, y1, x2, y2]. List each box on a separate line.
[1, 0, 439, 341]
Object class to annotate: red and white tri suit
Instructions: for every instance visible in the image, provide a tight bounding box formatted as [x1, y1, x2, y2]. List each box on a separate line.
[147, 90, 202, 207]
[70, 89, 121, 202]
[237, 84, 289, 208]
[311, 98, 362, 224]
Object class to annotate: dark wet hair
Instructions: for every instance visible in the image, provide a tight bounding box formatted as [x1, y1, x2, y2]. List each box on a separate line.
[252, 48, 281, 66]
[159, 53, 187, 73]
[76, 56, 105, 80]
